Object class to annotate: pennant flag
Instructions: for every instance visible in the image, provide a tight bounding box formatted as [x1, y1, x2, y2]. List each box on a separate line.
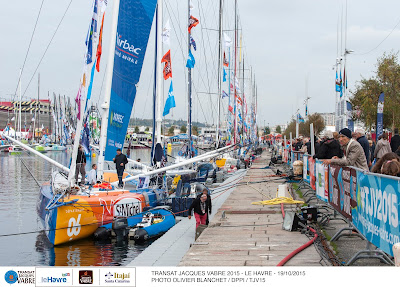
[190, 35, 197, 51]
[186, 50, 195, 68]
[224, 32, 232, 47]
[335, 71, 342, 92]
[163, 82, 176, 116]
[75, 85, 82, 120]
[305, 105, 308, 116]
[228, 105, 233, 114]
[223, 68, 227, 82]
[237, 96, 243, 105]
[87, 59, 97, 100]
[11, 116, 15, 121]
[222, 90, 228, 98]
[188, 15, 199, 33]
[343, 67, 346, 88]
[223, 52, 229, 67]
[162, 19, 171, 45]
[161, 50, 172, 80]
[95, 12, 105, 72]
[339, 70, 343, 97]
[85, 0, 98, 64]
[297, 114, 305, 123]
[230, 83, 234, 93]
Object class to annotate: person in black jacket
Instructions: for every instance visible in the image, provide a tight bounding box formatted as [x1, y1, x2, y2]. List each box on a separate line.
[75, 145, 87, 186]
[113, 148, 128, 188]
[306, 135, 320, 155]
[196, 189, 212, 225]
[355, 128, 370, 166]
[314, 131, 343, 159]
[391, 128, 400, 152]
[188, 194, 211, 228]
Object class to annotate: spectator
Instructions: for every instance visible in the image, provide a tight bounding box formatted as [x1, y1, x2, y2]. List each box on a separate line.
[391, 128, 400, 152]
[368, 139, 375, 164]
[355, 128, 370, 166]
[294, 138, 303, 151]
[333, 131, 339, 140]
[305, 135, 320, 155]
[371, 152, 400, 174]
[300, 138, 308, 153]
[381, 160, 400, 177]
[314, 130, 343, 159]
[322, 128, 368, 171]
[374, 133, 391, 161]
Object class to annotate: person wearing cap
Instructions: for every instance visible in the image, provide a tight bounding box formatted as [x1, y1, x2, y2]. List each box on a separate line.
[113, 148, 128, 188]
[322, 128, 368, 171]
[354, 128, 370, 166]
[75, 145, 87, 186]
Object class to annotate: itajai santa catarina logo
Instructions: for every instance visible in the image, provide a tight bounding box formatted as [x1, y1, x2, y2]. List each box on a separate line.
[4, 270, 18, 284]
[110, 110, 124, 129]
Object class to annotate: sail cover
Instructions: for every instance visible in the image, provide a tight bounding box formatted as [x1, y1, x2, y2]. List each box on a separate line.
[105, 0, 157, 161]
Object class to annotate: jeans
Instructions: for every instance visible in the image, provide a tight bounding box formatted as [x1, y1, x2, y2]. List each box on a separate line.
[117, 167, 124, 187]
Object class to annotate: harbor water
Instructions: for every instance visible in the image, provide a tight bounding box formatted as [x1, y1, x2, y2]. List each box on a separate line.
[0, 148, 169, 266]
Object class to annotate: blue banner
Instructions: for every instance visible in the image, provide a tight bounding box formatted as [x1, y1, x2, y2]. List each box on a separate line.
[377, 92, 384, 139]
[346, 101, 354, 132]
[353, 171, 400, 256]
[105, 0, 157, 161]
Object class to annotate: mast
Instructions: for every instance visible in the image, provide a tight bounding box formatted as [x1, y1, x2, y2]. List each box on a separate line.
[216, 0, 223, 148]
[242, 52, 245, 144]
[98, 0, 120, 180]
[156, 0, 163, 145]
[19, 68, 22, 139]
[151, 3, 159, 163]
[233, 0, 237, 145]
[187, 0, 192, 158]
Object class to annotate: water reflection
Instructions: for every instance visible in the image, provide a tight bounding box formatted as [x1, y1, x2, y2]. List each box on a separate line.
[35, 231, 151, 266]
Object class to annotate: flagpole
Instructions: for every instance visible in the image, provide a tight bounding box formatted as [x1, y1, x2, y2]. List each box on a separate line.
[187, 0, 192, 159]
[233, 0, 237, 146]
[216, 0, 223, 148]
[97, 0, 120, 181]
[156, 0, 163, 145]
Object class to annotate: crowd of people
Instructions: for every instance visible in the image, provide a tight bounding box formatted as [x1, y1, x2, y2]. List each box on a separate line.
[287, 127, 400, 177]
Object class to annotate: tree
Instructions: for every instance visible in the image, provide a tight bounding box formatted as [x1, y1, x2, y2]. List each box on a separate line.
[276, 125, 282, 134]
[168, 126, 175, 136]
[134, 126, 139, 133]
[180, 125, 187, 133]
[302, 113, 325, 136]
[284, 120, 296, 138]
[145, 126, 149, 132]
[351, 52, 400, 131]
[265, 126, 271, 135]
[192, 125, 199, 136]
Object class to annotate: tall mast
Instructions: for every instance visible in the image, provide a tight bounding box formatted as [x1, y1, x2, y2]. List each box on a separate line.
[156, 0, 163, 145]
[97, 0, 120, 180]
[187, 0, 192, 158]
[151, 3, 159, 163]
[242, 52, 245, 143]
[233, 0, 238, 145]
[216, 0, 223, 148]
[19, 68, 22, 139]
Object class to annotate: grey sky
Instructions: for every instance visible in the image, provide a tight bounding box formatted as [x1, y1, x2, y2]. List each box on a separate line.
[1, 0, 400, 129]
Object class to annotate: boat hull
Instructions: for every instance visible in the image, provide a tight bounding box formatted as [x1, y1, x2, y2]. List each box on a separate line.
[37, 183, 147, 245]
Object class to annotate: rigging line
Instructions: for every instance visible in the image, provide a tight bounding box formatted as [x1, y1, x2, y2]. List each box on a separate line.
[11, 0, 46, 103]
[197, 0, 217, 124]
[21, 0, 74, 101]
[192, 82, 208, 122]
[355, 17, 400, 55]
[97, 63, 108, 106]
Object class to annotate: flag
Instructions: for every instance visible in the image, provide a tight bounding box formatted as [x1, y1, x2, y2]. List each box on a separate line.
[186, 50, 195, 68]
[161, 50, 172, 80]
[305, 105, 308, 116]
[339, 70, 343, 97]
[223, 52, 229, 67]
[95, 12, 105, 72]
[230, 83, 234, 93]
[343, 67, 346, 88]
[188, 15, 199, 33]
[41, 124, 44, 130]
[87, 59, 97, 100]
[162, 19, 171, 45]
[297, 114, 305, 123]
[75, 85, 82, 120]
[235, 76, 241, 93]
[222, 90, 228, 98]
[163, 82, 176, 116]
[82, 115, 90, 155]
[223, 68, 227, 82]
[335, 71, 341, 92]
[190, 35, 197, 51]
[224, 32, 232, 47]
[85, 0, 98, 64]
[377, 92, 385, 138]
[228, 105, 233, 114]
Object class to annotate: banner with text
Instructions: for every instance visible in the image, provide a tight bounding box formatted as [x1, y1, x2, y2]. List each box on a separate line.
[315, 160, 329, 202]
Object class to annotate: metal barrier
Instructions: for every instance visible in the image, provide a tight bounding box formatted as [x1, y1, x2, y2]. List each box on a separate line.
[285, 151, 398, 264]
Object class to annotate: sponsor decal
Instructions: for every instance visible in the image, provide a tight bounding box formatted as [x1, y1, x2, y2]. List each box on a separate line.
[5, 270, 18, 284]
[116, 32, 141, 56]
[79, 270, 93, 284]
[104, 271, 132, 284]
[36, 269, 72, 286]
[114, 198, 141, 217]
[109, 110, 125, 129]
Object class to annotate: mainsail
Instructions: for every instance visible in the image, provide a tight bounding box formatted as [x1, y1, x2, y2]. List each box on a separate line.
[104, 0, 157, 161]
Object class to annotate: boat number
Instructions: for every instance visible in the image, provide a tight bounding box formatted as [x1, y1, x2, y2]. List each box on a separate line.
[67, 214, 81, 237]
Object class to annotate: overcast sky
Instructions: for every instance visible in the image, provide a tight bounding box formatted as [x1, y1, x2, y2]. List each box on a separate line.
[1, 0, 400, 128]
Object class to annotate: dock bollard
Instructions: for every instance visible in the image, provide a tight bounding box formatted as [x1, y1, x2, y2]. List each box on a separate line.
[393, 243, 400, 266]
